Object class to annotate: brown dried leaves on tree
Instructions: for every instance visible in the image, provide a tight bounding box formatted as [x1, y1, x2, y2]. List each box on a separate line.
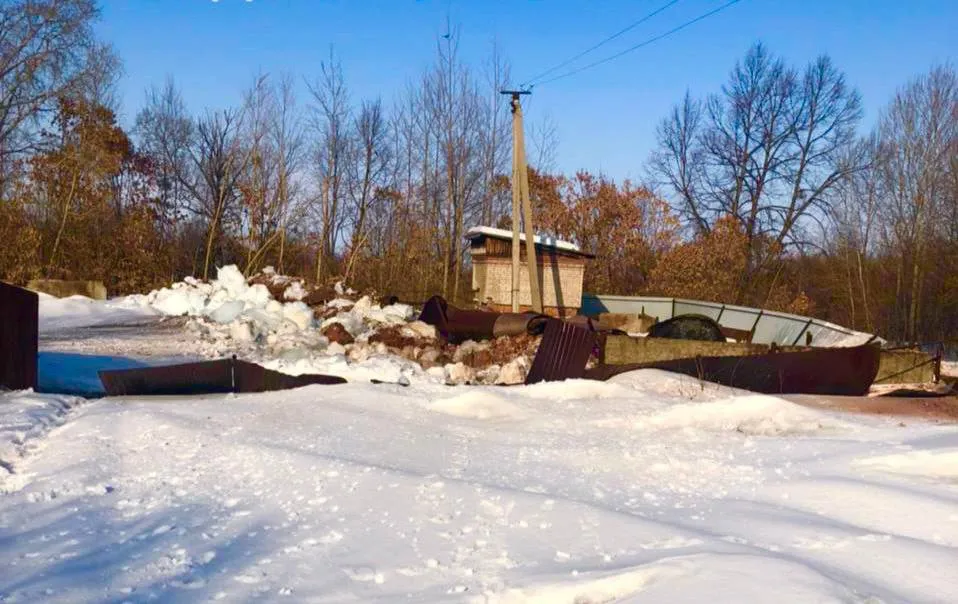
[529, 169, 679, 295]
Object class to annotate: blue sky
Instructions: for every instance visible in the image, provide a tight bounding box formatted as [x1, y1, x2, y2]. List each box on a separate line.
[98, 0, 956, 180]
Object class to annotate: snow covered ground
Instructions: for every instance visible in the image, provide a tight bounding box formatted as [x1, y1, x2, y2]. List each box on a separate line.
[2, 373, 957, 602]
[2, 270, 956, 602]
[38, 292, 160, 333]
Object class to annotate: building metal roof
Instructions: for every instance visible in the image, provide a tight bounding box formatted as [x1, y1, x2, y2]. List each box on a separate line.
[465, 226, 594, 258]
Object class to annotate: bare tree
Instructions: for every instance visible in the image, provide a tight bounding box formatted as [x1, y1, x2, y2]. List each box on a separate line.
[479, 42, 511, 226]
[649, 44, 862, 302]
[344, 98, 391, 281]
[134, 77, 194, 222]
[874, 64, 957, 340]
[75, 42, 123, 112]
[529, 112, 560, 174]
[774, 55, 863, 252]
[306, 50, 351, 282]
[423, 29, 486, 300]
[237, 73, 306, 275]
[176, 108, 253, 280]
[828, 136, 879, 330]
[650, 91, 707, 235]
[271, 73, 306, 273]
[0, 0, 104, 198]
[387, 81, 437, 298]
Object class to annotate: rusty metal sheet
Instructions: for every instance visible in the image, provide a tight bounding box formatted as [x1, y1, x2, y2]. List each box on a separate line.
[492, 313, 549, 338]
[419, 295, 548, 343]
[444, 308, 500, 343]
[525, 319, 596, 384]
[99, 359, 232, 396]
[586, 343, 881, 396]
[99, 357, 346, 396]
[419, 295, 451, 337]
[0, 282, 38, 391]
[232, 359, 347, 392]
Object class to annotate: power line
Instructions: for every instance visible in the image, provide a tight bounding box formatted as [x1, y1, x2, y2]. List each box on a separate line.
[533, 0, 744, 88]
[521, 0, 682, 88]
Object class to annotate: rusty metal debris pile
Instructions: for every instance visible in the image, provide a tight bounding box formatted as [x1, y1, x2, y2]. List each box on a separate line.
[21, 262, 948, 397]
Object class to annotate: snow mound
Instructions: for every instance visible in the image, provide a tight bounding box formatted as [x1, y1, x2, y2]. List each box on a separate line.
[608, 369, 743, 401]
[483, 553, 860, 604]
[427, 390, 527, 421]
[483, 558, 686, 603]
[133, 266, 312, 327]
[520, 379, 634, 401]
[39, 294, 159, 332]
[854, 449, 958, 480]
[118, 265, 320, 350]
[641, 394, 843, 435]
[320, 295, 415, 339]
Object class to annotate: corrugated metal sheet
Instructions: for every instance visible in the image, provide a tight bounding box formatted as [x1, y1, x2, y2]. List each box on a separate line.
[581, 294, 877, 347]
[0, 282, 38, 391]
[525, 319, 596, 384]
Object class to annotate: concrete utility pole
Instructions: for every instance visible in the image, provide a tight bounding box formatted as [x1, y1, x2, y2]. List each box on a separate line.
[501, 90, 543, 313]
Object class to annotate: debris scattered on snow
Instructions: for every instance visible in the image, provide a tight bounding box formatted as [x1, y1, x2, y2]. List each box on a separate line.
[496, 356, 530, 385]
[41, 266, 545, 386]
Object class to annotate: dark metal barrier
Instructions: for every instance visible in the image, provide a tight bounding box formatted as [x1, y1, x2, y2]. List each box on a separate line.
[525, 320, 596, 384]
[586, 343, 881, 396]
[99, 357, 346, 396]
[0, 282, 38, 390]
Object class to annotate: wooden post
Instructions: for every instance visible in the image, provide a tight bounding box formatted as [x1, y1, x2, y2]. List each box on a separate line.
[509, 102, 522, 312]
[502, 90, 542, 313]
[516, 104, 543, 314]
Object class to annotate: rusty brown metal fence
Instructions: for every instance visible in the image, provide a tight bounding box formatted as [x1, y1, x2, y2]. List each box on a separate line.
[0, 282, 38, 391]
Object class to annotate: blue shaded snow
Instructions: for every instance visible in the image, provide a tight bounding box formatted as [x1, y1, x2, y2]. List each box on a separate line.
[38, 352, 149, 397]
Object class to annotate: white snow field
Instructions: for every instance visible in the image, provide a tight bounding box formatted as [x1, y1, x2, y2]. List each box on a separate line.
[1, 272, 955, 602]
[3, 376, 957, 602]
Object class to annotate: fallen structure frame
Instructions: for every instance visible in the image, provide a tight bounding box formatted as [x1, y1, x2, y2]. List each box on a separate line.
[99, 357, 346, 396]
[582, 294, 878, 347]
[587, 341, 882, 396]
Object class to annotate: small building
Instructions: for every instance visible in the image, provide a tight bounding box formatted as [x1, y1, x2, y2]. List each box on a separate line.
[466, 226, 593, 317]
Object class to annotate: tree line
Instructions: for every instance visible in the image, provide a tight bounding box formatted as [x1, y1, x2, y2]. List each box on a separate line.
[1, 1, 955, 342]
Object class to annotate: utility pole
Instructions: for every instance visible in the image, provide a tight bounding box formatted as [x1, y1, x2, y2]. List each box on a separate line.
[501, 89, 543, 314]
